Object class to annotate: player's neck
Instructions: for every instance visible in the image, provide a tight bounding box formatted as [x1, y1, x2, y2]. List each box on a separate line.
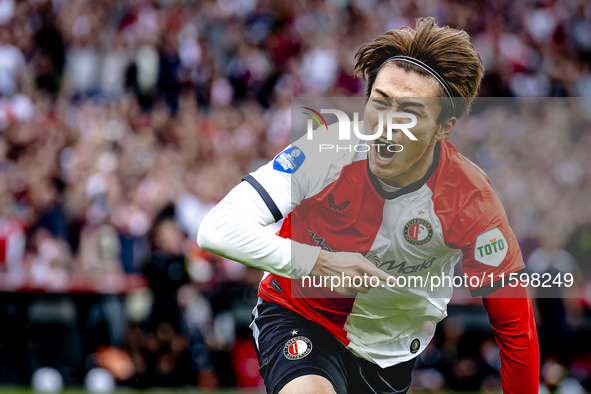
[378, 140, 437, 188]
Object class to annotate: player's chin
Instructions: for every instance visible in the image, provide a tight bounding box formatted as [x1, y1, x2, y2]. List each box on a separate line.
[369, 150, 399, 172]
[368, 159, 400, 180]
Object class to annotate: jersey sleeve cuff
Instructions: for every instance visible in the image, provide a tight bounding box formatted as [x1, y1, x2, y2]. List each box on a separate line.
[290, 241, 321, 278]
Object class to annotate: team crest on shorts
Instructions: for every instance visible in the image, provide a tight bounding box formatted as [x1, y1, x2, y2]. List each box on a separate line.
[283, 336, 312, 360]
[403, 219, 434, 245]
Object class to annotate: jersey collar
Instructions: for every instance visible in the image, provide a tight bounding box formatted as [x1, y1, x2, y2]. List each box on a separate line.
[366, 141, 441, 200]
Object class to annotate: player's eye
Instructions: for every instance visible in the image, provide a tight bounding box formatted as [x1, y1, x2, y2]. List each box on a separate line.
[404, 109, 421, 117]
[373, 99, 389, 107]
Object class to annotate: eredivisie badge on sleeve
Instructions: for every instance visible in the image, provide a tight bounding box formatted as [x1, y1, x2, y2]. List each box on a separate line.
[273, 146, 306, 174]
[283, 336, 312, 360]
[403, 218, 434, 245]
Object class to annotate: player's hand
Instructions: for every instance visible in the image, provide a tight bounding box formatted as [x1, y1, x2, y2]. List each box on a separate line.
[309, 250, 396, 296]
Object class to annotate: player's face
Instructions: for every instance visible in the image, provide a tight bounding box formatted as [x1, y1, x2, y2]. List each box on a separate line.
[364, 64, 455, 187]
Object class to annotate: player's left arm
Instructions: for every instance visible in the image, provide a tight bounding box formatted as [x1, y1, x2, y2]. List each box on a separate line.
[482, 284, 540, 394]
[452, 189, 540, 393]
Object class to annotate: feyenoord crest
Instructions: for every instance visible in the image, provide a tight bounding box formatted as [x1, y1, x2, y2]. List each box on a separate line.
[403, 219, 434, 245]
[284, 336, 312, 360]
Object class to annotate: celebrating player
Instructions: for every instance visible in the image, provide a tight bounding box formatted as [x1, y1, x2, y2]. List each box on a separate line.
[198, 17, 539, 394]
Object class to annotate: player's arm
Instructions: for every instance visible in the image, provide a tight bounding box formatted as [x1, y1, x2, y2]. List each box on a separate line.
[451, 188, 540, 393]
[197, 142, 392, 293]
[482, 285, 539, 394]
[197, 178, 319, 279]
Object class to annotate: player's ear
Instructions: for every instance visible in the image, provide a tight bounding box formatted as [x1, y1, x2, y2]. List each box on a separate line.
[434, 117, 456, 141]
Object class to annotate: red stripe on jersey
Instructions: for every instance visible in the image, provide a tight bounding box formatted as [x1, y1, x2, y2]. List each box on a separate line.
[259, 160, 386, 345]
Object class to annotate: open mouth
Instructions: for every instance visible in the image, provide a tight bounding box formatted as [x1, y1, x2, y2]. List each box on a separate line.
[374, 138, 398, 164]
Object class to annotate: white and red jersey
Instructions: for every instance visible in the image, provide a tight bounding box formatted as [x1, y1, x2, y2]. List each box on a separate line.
[244, 124, 525, 368]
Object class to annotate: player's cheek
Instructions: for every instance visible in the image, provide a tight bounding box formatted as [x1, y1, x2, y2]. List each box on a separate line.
[406, 126, 430, 149]
[364, 105, 378, 122]
[400, 143, 420, 167]
[363, 116, 377, 136]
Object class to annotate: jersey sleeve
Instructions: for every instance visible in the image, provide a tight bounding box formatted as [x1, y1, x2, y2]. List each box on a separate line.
[482, 285, 540, 393]
[448, 189, 525, 297]
[246, 122, 344, 221]
[197, 181, 321, 279]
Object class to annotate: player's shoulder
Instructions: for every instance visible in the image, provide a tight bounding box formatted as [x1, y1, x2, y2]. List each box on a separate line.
[431, 140, 508, 237]
[429, 141, 513, 251]
[437, 140, 492, 190]
[433, 140, 499, 205]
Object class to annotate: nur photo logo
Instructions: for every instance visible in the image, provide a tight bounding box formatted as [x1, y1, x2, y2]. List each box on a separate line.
[302, 107, 418, 153]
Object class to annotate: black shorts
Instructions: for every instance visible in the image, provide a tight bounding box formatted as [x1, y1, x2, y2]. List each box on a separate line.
[251, 300, 416, 394]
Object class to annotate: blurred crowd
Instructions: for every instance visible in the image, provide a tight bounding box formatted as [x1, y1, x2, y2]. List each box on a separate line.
[0, 0, 590, 391]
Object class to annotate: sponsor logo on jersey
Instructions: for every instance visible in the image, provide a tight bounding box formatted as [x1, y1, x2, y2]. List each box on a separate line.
[323, 193, 350, 216]
[273, 146, 306, 173]
[284, 336, 312, 360]
[308, 230, 335, 252]
[474, 228, 508, 267]
[366, 253, 435, 274]
[373, 258, 435, 274]
[403, 218, 434, 245]
[410, 339, 420, 354]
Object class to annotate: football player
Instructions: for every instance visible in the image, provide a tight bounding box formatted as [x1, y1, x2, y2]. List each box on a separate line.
[199, 17, 539, 394]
